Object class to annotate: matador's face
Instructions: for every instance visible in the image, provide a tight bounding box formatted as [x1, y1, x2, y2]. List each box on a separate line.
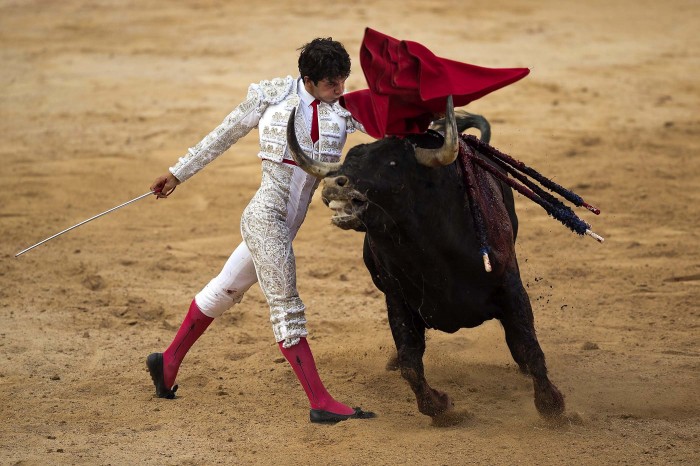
[304, 76, 346, 104]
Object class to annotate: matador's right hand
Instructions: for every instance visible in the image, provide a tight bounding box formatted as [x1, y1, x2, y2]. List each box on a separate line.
[150, 173, 180, 199]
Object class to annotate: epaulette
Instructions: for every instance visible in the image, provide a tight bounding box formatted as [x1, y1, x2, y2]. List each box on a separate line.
[252, 76, 295, 105]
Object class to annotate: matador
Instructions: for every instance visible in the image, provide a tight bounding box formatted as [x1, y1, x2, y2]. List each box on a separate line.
[146, 38, 375, 424]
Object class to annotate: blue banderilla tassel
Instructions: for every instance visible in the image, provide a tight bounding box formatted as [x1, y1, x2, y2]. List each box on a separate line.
[460, 135, 603, 243]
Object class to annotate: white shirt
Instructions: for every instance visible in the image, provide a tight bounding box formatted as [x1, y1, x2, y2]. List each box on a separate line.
[296, 78, 317, 138]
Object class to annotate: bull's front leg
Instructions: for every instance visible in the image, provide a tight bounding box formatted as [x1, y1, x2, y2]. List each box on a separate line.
[385, 293, 453, 417]
[496, 271, 565, 418]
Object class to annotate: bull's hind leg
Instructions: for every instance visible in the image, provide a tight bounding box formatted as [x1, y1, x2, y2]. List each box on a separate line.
[386, 294, 452, 417]
[496, 272, 565, 418]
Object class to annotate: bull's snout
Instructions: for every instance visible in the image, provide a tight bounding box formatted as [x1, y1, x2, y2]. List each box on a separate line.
[320, 175, 368, 231]
[322, 176, 349, 206]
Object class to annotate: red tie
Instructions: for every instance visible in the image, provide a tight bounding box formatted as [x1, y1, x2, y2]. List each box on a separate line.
[310, 99, 320, 143]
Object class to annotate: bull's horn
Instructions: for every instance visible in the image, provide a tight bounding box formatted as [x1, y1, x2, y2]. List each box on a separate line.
[286, 108, 342, 178]
[414, 95, 459, 167]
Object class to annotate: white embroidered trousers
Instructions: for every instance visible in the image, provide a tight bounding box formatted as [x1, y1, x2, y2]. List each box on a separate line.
[195, 160, 319, 348]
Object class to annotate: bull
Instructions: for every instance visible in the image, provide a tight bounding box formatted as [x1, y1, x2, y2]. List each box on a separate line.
[287, 97, 565, 421]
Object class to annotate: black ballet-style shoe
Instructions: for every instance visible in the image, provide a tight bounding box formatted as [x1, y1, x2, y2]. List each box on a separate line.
[146, 352, 178, 399]
[309, 407, 376, 424]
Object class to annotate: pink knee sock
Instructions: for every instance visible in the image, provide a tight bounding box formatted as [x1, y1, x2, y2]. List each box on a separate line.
[278, 337, 354, 415]
[162, 299, 213, 389]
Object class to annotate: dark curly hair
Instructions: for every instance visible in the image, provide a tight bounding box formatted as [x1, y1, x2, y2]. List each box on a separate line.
[297, 38, 351, 84]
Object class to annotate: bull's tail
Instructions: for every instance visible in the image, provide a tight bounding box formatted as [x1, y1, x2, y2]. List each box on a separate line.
[431, 111, 491, 144]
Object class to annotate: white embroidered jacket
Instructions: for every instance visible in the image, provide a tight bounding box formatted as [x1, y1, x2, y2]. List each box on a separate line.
[169, 75, 362, 182]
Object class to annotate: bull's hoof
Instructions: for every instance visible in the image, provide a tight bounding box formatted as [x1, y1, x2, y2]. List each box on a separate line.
[418, 388, 453, 417]
[534, 380, 565, 418]
[385, 354, 400, 371]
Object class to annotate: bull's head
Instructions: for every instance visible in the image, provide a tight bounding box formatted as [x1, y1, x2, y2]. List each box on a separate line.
[287, 96, 458, 231]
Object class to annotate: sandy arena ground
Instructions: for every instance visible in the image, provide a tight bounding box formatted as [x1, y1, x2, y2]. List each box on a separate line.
[1, 0, 698, 464]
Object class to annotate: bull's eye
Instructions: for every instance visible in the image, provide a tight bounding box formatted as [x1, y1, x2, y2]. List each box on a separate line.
[389, 161, 397, 167]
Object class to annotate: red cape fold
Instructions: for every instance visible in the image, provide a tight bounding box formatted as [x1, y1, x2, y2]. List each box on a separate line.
[341, 28, 530, 139]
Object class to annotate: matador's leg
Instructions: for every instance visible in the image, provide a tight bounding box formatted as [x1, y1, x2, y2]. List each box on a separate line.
[240, 160, 318, 347]
[241, 161, 371, 421]
[147, 217, 258, 398]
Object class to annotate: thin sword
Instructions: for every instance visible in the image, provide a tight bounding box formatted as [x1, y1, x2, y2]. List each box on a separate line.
[15, 191, 154, 257]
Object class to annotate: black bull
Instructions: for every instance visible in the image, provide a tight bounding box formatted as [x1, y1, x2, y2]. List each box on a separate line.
[287, 98, 565, 420]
